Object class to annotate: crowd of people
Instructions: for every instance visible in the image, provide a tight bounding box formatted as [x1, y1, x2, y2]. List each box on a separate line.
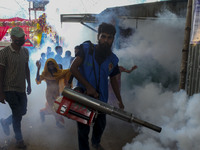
[0, 23, 137, 150]
[38, 45, 76, 70]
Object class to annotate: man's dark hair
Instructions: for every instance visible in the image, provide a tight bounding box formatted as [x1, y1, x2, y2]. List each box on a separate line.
[98, 22, 116, 36]
[65, 50, 71, 56]
[47, 46, 51, 50]
[55, 46, 62, 51]
[41, 52, 45, 57]
[58, 64, 63, 69]
[74, 45, 80, 50]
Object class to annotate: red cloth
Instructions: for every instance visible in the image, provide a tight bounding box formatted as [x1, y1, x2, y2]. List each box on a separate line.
[0, 26, 9, 41]
[0, 17, 35, 45]
[0, 26, 29, 40]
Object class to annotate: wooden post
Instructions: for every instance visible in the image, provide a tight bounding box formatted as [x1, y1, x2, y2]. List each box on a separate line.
[179, 0, 193, 90]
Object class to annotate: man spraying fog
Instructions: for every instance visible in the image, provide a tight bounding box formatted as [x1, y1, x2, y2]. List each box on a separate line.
[70, 22, 124, 150]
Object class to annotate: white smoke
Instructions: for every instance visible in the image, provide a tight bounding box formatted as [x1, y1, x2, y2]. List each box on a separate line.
[112, 9, 200, 150]
[122, 87, 200, 150]
[0, 1, 196, 150]
[116, 14, 185, 75]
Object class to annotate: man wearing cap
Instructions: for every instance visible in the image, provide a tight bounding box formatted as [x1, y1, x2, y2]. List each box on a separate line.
[0, 27, 31, 149]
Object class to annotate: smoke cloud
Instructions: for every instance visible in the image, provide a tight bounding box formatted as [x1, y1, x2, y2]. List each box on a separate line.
[122, 88, 200, 150]
[1, 1, 197, 150]
[110, 9, 199, 150]
[115, 10, 185, 90]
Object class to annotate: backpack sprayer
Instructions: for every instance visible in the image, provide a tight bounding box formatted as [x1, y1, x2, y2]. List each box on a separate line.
[54, 87, 162, 133]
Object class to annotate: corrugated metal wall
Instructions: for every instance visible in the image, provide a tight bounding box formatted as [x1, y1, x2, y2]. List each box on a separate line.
[186, 44, 200, 96]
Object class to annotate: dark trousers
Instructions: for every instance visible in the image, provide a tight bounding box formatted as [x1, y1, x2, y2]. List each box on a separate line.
[77, 114, 106, 150]
[4, 91, 27, 142]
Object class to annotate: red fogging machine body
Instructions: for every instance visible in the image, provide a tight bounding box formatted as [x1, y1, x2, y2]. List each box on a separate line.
[54, 96, 97, 126]
[54, 87, 162, 133]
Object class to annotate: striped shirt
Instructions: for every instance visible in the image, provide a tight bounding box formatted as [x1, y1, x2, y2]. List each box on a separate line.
[0, 45, 29, 92]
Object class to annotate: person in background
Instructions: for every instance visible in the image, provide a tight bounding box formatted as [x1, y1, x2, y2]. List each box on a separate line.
[70, 22, 124, 150]
[71, 45, 81, 88]
[71, 45, 80, 62]
[108, 65, 137, 107]
[62, 50, 73, 69]
[46, 46, 52, 59]
[48, 51, 55, 59]
[0, 27, 31, 149]
[39, 52, 46, 69]
[36, 58, 71, 128]
[74, 45, 80, 56]
[54, 46, 63, 65]
[58, 64, 63, 69]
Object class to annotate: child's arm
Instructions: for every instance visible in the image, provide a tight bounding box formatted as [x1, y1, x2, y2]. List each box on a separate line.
[36, 60, 41, 81]
[119, 65, 138, 73]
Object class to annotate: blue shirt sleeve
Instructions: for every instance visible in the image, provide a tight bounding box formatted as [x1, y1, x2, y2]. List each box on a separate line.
[110, 64, 120, 77]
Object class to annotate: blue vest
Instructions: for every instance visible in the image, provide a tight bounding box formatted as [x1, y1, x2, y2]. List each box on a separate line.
[77, 42, 119, 103]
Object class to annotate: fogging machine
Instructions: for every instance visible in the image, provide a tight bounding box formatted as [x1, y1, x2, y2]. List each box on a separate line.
[54, 87, 162, 133]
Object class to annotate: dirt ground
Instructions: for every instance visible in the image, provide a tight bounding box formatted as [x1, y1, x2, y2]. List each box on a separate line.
[0, 82, 138, 150]
[0, 115, 137, 150]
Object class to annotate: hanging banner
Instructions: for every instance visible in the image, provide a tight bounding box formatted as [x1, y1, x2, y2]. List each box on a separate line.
[190, 0, 200, 44]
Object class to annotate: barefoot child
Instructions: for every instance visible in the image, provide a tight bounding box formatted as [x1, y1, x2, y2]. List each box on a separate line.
[36, 58, 71, 128]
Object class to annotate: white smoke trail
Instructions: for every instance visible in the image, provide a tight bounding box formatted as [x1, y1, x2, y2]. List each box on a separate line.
[112, 8, 199, 150]
[122, 86, 200, 150]
[113, 9, 185, 92]
[116, 14, 185, 75]
[0, 1, 193, 150]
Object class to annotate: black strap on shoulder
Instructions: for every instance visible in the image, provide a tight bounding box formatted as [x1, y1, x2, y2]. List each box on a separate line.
[80, 41, 100, 92]
[79, 40, 94, 55]
[85, 41, 94, 55]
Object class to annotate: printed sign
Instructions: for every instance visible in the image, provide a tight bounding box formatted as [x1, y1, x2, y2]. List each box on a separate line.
[191, 0, 200, 44]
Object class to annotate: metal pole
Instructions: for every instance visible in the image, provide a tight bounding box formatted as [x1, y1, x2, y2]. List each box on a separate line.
[80, 22, 97, 32]
[29, 2, 31, 21]
[35, 9, 37, 19]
